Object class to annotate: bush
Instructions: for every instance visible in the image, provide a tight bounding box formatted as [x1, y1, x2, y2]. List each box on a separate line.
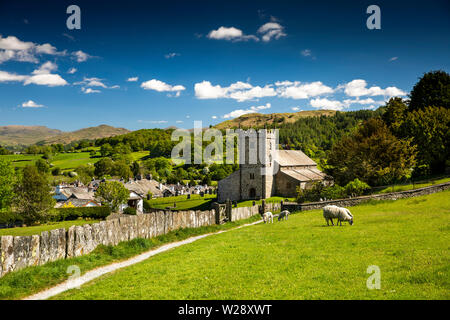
[123, 207, 137, 215]
[344, 179, 371, 197]
[0, 210, 24, 225]
[53, 206, 111, 221]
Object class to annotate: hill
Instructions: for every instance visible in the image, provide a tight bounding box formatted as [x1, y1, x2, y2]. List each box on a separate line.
[0, 125, 62, 146]
[0, 125, 130, 146]
[214, 109, 336, 129]
[42, 125, 130, 145]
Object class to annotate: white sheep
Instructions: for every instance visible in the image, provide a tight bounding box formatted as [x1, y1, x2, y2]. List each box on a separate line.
[323, 205, 354, 226]
[278, 210, 290, 221]
[262, 211, 273, 223]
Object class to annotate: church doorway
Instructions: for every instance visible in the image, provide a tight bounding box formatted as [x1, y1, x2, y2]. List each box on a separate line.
[249, 188, 256, 199]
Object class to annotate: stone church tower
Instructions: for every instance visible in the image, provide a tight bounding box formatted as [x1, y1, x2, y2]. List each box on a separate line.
[238, 129, 277, 200]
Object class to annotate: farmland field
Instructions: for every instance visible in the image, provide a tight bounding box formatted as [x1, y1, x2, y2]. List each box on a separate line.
[54, 190, 450, 300]
[0, 151, 150, 171]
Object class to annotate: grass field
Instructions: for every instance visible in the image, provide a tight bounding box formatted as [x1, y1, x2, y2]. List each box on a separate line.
[0, 215, 261, 300]
[146, 194, 217, 211]
[0, 219, 100, 237]
[375, 177, 450, 194]
[0, 151, 151, 171]
[54, 190, 450, 300]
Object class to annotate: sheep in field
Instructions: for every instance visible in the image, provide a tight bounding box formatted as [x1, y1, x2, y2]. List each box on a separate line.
[278, 210, 290, 221]
[323, 205, 354, 226]
[262, 211, 274, 224]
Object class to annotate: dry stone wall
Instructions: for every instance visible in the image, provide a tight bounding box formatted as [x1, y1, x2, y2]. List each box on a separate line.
[0, 205, 265, 278]
[282, 182, 450, 212]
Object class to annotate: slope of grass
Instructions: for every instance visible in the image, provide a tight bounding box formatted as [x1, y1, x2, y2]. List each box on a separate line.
[375, 177, 450, 194]
[146, 194, 217, 211]
[0, 219, 100, 237]
[0, 215, 262, 300]
[56, 190, 449, 300]
[0, 151, 150, 171]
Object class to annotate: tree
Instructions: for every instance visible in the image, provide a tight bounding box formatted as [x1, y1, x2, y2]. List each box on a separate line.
[95, 181, 129, 212]
[51, 167, 61, 176]
[0, 160, 15, 210]
[409, 70, 450, 111]
[400, 106, 450, 173]
[112, 161, 133, 180]
[100, 143, 113, 157]
[94, 157, 114, 177]
[35, 158, 50, 174]
[381, 97, 408, 135]
[131, 161, 141, 177]
[327, 118, 417, 186]
[14, 165, 55, 224]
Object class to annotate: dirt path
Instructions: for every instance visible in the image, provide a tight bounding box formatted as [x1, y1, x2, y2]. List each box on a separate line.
[23, 219, 267, 300]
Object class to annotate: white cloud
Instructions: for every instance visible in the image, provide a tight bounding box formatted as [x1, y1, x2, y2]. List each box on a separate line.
[21, 100, 44, 108]
[310, 98, 344, 111]
[0, 35, 63, 64]
[343, 79, 406, 97]
[127, 76, 138, 82]
[138, 120, 168, 124]
[82, 87, 101, 94]
[207, 26, 258, 42]
[0, 70, 28, 82]
[389, 57, 398, 61]
[0, 63, 67, 87]
[165, 53, 180, 59]
[301, 49, 312, 57]
[223, 103, 271, 119]
[67, 67, 77, 74]
[74, 76, 119, 91]
[72, 50, 91, 62]
[277, 81, 334, 99]
[291, 107, 303, 111]
[141, 79, 186, 94]
[176, 120, 184, 123]
[32, 61, 58, 75]
[24, 73, 68, 86]
[257, 22, 286, 42]
[211, 116, 217, 119]
[194, 80, 276, 102]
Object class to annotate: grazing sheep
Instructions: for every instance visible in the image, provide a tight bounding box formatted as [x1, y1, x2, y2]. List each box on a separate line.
[262, 211, 273, 224]
[323, 205, 354, 226]
[278, 210, 290, 221]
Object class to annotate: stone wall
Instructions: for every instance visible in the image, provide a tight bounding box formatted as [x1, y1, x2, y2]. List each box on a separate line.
[0, 203, 275, 278]
[281, 182, 450, 212]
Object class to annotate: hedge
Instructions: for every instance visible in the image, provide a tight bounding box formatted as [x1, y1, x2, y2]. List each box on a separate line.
[53, 206, 111, 221]
[0, 211, 24, 225]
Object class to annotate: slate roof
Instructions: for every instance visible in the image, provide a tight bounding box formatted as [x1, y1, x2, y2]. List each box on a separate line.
[280, 167, 327, 181]
[275, 150, 317, 167]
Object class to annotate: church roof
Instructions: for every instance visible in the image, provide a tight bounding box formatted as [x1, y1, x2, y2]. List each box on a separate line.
[280, 167, 327, 181]
[276, 150, 317, 167]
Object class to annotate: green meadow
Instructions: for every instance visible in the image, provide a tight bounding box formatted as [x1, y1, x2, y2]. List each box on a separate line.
[53, 190, 449, 300]
[0, 151, 150, 171]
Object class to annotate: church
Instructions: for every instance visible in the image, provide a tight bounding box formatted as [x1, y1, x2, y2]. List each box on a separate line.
[217, 129, 331, 202]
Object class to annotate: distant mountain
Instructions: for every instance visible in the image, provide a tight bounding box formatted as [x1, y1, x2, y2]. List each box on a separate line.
[0, 125, 62, 146]
[0, 125, 130, 146]
[42, 125, 130, 145]
[214, 110, 336, 130]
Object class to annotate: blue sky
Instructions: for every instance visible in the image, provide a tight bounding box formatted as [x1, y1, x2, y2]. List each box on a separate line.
[0, 0, 449, 131]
